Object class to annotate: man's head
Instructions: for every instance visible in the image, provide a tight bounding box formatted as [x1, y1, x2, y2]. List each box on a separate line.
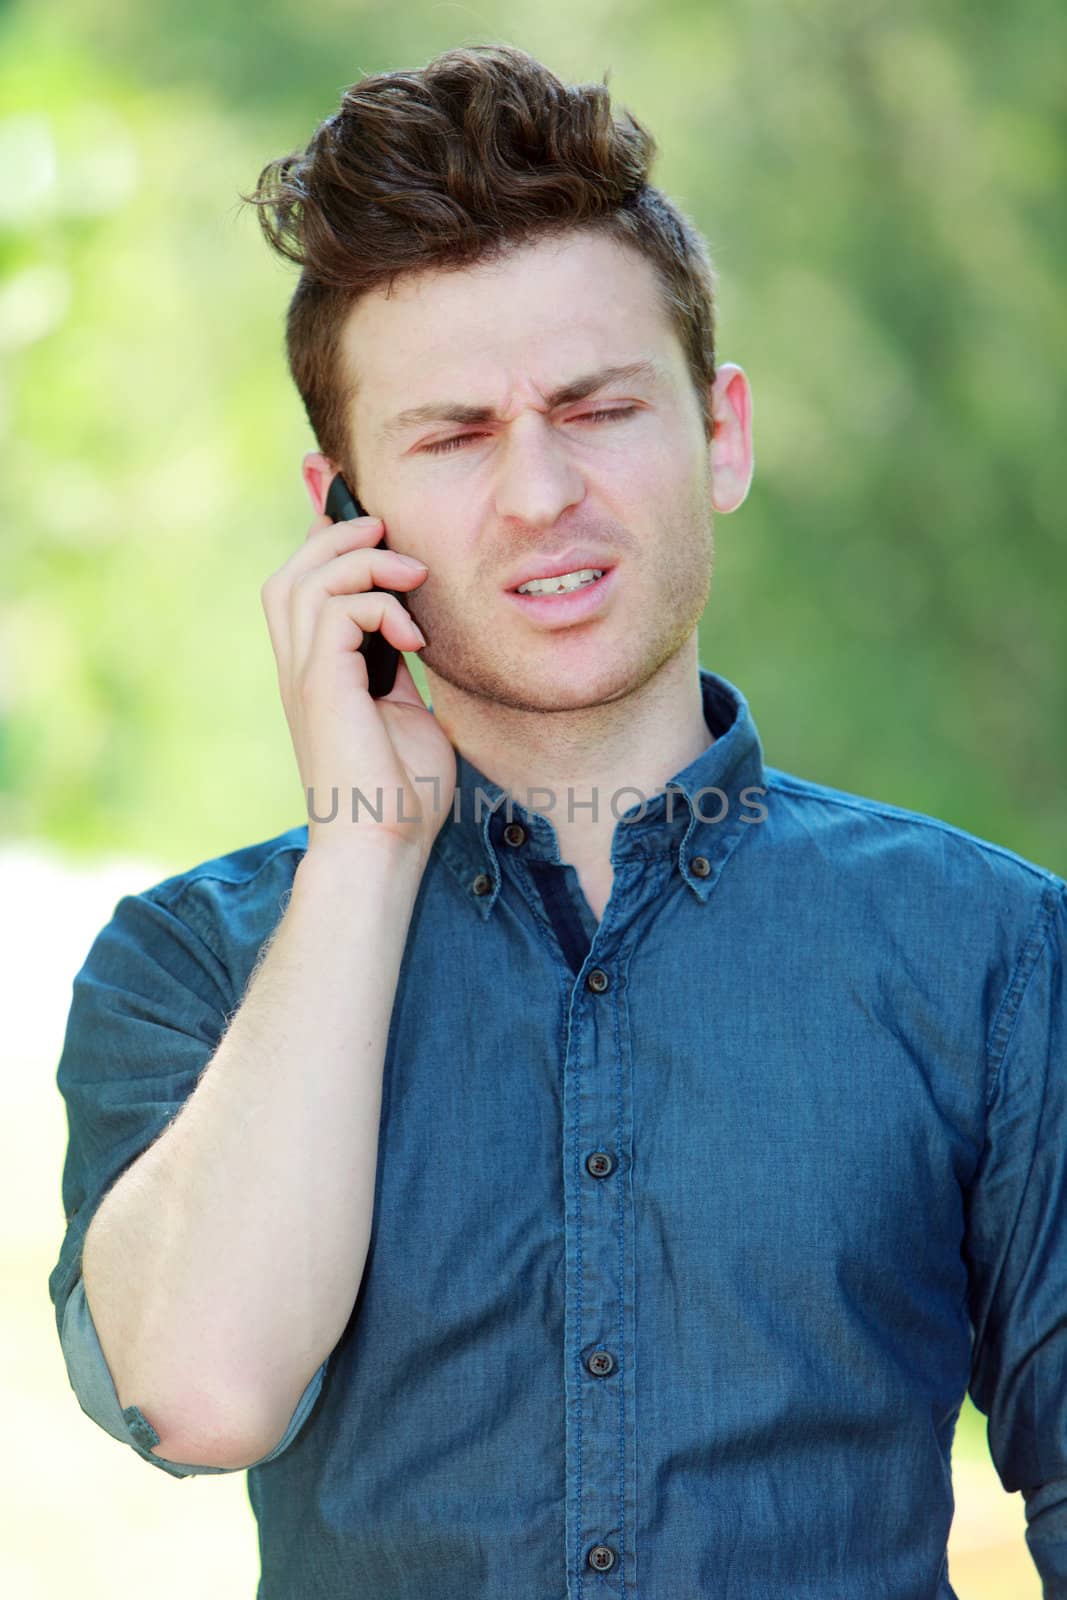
[242, 43, 752, 714]
[244, 44, 724, 480]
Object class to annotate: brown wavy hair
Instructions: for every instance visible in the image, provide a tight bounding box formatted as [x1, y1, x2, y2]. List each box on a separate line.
[238, 43, 718, 490]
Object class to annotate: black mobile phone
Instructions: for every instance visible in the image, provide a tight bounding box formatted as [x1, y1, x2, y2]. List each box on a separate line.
[323, 472, 403, 699]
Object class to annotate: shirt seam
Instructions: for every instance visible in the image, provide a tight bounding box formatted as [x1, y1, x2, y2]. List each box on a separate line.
[148, 839, 307, 895]
[508, 854, 590, 975]
[140, 841, 308, 967]
[984, 879, 1062, 1110]
[765, 771, 1064, 889]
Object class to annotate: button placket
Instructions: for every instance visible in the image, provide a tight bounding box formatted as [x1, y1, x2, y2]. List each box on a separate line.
[566, 952, 634, 1594]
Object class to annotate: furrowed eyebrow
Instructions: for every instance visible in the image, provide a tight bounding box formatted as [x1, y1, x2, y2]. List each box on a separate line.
[378, 360, 667, 445]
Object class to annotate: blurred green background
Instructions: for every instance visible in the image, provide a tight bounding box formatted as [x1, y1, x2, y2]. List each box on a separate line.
[2, 0, 1061, 1595]
[2, 0, 1064, 878]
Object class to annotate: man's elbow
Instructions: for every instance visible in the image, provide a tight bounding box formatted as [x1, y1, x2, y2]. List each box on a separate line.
[124, 1384, 279, 1471]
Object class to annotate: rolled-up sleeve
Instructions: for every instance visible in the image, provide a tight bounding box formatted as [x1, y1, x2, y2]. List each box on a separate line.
[48, 882, 328, 1478]
[964, 875, 1067, 1593]
[61, 1273, 328, 1478]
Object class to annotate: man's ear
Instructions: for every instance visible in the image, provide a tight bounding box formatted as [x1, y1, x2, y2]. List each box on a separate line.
[302, 451, 342, 517]
[708, 364, 754, 514]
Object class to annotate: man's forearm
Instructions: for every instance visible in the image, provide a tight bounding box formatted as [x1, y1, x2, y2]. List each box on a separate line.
[80, 843, 424, 1467]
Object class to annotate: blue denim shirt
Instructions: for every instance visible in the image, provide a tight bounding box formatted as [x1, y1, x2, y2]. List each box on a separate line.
[50, 668, 1067, 1600]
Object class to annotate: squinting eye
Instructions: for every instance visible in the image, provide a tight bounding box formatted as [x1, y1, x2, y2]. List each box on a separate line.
[583, 407, 638, 426]
[422, 433, 479, 457]
[421, 406, 639, 456]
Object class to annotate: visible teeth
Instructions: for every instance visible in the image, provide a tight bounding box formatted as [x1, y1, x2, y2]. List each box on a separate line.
[517, 568, 604, 596]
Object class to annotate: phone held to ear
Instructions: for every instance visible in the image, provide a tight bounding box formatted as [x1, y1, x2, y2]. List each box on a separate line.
[324, 472, 403, 700]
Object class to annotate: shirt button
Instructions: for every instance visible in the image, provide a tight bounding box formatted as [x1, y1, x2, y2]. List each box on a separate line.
[587, 1349, 615, 1377]
[471, 873, 492, 896]
[690, 855, 711, 877]
[588, 1545, 616, 1572]
[586, 968, 610, 993]
[502, 823, 527, 847]
[586, 1151, 615, 1178]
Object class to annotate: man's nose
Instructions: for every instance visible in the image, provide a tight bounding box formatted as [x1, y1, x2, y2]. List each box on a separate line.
[491, 413, 586, 527]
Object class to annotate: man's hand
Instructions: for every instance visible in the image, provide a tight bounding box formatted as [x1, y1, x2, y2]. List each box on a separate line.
[260, 510, 457, 859]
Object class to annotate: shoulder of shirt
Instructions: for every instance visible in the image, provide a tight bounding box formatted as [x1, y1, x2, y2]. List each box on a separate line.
[761, 763, 1066, 901]
[130, 824, 310, 917]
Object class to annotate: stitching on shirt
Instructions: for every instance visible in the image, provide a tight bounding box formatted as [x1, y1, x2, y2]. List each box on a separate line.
[984, 879, 1063, 1109]
[572, 952, 586, 1595]
[764, 770, 1063, 889]
[677, 780, 759, 895]
[145, 835, 308, 895]
[152, 885, 232, 971]
[610, 931, 629, 1591]
[967, 885, 1063, 1448]
[507, 855, 573, 960]
[567, 855, 638, 1594]
[146, 840, 308, 968]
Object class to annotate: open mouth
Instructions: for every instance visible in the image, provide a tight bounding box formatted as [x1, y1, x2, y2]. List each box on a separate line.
[504, 565, 617, 623]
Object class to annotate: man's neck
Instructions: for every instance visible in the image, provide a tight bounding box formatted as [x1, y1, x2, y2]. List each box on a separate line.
[425, 642, 714, 875]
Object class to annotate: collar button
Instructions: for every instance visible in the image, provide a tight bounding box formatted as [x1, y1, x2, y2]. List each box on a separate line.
[690, 854, 711, 877]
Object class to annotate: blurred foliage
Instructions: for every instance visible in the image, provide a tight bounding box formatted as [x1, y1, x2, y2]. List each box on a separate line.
[1, 0, 1063, 876]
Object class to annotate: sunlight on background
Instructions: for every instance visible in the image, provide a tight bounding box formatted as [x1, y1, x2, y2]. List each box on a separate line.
[2, 0, 1062, 1593]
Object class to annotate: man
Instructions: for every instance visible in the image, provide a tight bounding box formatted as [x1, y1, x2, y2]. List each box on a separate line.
[49, 42, 1066, 1600]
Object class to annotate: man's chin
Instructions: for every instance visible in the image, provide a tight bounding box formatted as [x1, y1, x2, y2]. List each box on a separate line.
[422, 648, 658, 716]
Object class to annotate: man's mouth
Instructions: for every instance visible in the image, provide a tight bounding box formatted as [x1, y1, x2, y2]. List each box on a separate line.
[514, 567, 605, 597]
[504, 565, 617, 623]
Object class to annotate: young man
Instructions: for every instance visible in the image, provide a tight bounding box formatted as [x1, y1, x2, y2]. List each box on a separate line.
[50, 43, 1066, 1600]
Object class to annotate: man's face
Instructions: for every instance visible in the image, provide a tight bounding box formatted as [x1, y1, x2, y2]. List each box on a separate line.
[336, 228, 746, 713]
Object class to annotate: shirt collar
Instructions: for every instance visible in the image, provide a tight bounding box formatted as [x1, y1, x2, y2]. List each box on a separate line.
[432, 667, 768, 911]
